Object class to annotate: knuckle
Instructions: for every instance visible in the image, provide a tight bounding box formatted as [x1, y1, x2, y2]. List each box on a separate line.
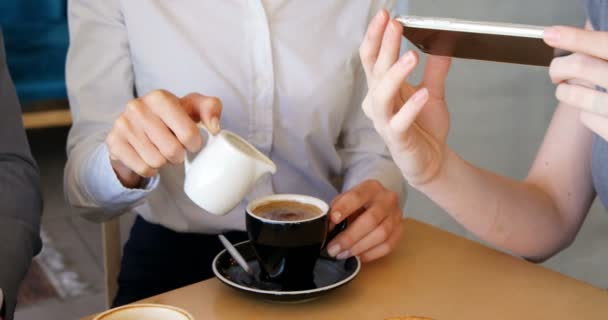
[340, 233, 354, 247]
[207, 96, 222, 106]
[386, 191, 399, 207]
[394, 211, 404, 224]
[384, 236, 399, 253]
[185, 125, 200, 140]
[564, 87, 575, 102]
[125, 100, 146, 116]
[379, 243, 391, 253]
[165, 143, 186, 163]
[372, 66, 385, 79]
[136, 163, 155, 178]
[147, 89, 171, 101]
[144, 90, 176, 109]
[359, 45, 373, 64]
[373, 244, 391, 259]
[105, 138, 119, 157]
[105, 131, 117, 146]
[113, 116, 130, 133]
[346, 190, 362, 205]
[182, 92, 200, 100]
[371, 89, 388, 109]
[105, 137, 123, 159]
[571, 54, 587, 74]
[377, 226, 389, 242]
[367, 179, 383, 190]
[364, 210, 381, 226]
[371, 89, 383, 106]
[181, 125, 201, 148]
[204, 96, 223, 114]
[548, 57, 557, 70]
[149, 156, 166, 170]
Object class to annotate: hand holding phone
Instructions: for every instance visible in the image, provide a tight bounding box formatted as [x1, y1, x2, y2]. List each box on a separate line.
[397, 16, 555, 67]
[359, 11, 452, 187]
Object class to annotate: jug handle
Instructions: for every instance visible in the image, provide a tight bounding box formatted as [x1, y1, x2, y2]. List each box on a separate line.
[184, 123, 219, 174]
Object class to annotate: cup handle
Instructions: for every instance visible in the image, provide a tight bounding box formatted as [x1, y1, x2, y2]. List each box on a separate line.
[184, 123, 219, 174]
[326, 220, 347, 244]
[320, 220, 348, 260]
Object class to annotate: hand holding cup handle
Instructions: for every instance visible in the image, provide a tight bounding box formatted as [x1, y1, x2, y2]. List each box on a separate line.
[327, 220, 348, 242]
[321, 220, 348, 259]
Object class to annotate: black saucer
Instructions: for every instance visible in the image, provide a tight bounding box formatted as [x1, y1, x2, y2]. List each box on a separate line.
[212, 240, 360, 303]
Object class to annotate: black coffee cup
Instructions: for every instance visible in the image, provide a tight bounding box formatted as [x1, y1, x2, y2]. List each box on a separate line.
[246, 194, 341, 290]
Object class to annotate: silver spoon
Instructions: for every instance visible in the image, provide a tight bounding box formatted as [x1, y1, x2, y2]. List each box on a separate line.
[218, 234, 253, 276]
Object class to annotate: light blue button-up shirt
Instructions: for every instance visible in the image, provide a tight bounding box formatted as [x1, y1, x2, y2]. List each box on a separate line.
[64, 0, 406, 233]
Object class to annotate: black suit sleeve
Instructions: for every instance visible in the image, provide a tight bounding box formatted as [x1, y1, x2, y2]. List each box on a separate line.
[0, 31, 43, 320]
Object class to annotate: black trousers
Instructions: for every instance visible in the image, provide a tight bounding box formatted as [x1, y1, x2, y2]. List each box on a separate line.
[112, 216, 248, 307]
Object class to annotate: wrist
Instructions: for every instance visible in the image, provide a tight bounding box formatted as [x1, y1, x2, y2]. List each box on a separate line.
[110, 158, 143, 189]
[408, 145, 454, 191]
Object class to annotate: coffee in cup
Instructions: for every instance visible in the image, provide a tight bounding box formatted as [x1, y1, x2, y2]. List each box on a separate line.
[251, 200, 323, 221]
[246, 194, 331, 290]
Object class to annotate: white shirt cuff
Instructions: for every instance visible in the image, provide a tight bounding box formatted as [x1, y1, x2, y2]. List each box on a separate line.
[81, 144, 160, 211]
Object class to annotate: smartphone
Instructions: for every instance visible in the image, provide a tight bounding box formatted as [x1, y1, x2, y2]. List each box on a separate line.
[397, 16, 555, 67]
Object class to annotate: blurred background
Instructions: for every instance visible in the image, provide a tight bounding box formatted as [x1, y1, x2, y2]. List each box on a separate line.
[2, 0, 602, 319]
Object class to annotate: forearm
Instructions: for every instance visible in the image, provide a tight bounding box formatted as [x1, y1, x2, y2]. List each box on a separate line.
[65, 142, 158, 221]
[416, 149, 569, 261]
[0, 155, 41, 320]
[65, 0, 155, 219]
[0, 153, 42, 248]
[0, 30, 43, 320]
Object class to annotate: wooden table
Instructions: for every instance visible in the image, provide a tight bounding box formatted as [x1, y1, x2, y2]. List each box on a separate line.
[83, 219, 608, 319]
